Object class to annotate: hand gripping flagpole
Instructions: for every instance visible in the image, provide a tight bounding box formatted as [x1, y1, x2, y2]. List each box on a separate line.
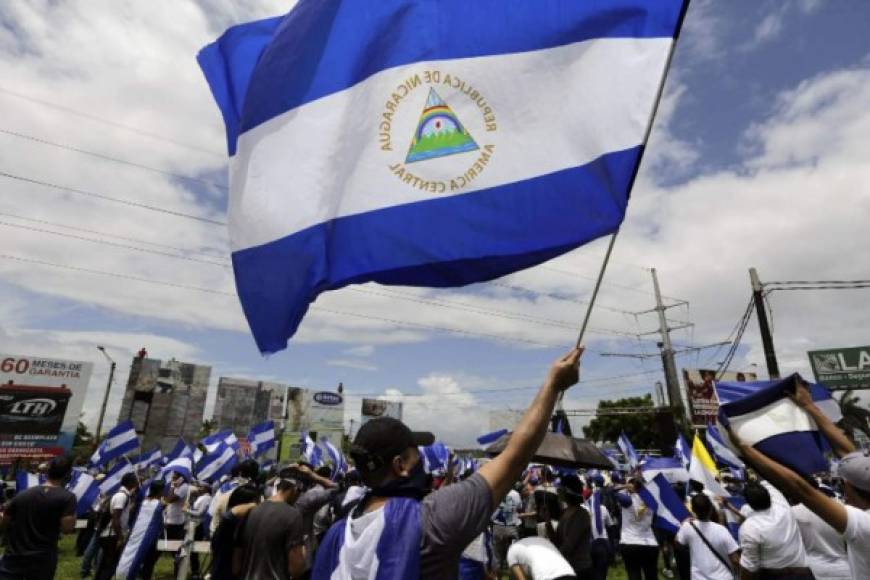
[559, 8, 688, 408]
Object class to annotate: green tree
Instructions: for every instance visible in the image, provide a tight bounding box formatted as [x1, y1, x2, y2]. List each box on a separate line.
[198, 419, 216, 440]
[582, 394, 660, 449]
[71, 421, 95, 462]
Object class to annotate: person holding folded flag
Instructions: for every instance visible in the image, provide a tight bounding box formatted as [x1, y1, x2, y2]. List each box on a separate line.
[726, 379, 870, 579]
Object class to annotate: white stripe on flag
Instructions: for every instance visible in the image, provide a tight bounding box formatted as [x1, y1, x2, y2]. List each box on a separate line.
[727, 398, 816, 447]
[229, 37, 670, 251]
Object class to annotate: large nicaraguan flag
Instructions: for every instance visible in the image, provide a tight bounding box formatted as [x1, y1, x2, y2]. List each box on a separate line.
[718, 373, 840, 476]
[198, 0, 690, 353]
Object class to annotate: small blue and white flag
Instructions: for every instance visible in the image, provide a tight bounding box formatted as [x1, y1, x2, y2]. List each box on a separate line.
[300, 432, 323, 467]
[164, 438, 192, 464]
[198, 0, 689, 354]
[718, 373, 839, 476]
[159, 457, 193, 482]
[197, 442, 239, 483]
[90, 420, 139, 468]
[15, 472, 43, 493]
[248, 421, 276, 457]
[477, 429, 508, 447]
[67, 471, 101, 517]
[321, 437, 348, 480]
[637, 473, 691, 534]
[100, 460, 134, 496]
[618, 432, 639, 470]
[705, 423, 744, 470]
[202, 430, 238, 454]
[675, 434, 691, 470]
[641, 456, 689, 484]
[420, 441, 450, 473]
[132, 448, 163, 471]
[115, 498, 164, 580]
[602, 449, 623, 470]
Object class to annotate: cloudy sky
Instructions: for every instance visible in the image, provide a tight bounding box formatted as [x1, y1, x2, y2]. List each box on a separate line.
[1, 0, 868, 447]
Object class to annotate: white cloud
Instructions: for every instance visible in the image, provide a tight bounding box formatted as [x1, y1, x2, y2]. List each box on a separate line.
[326, 358, 378, 372]
[344, 345, 375, 357]
[0, 2, 868, 434]
[752, 9, 786, 46]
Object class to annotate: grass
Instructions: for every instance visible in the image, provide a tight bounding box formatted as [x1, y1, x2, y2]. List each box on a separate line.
[57, 534, 175, 579]
[57, 535, 652, 579]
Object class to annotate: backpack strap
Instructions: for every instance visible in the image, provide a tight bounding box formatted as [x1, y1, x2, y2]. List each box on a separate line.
[689, 520, 735, 578]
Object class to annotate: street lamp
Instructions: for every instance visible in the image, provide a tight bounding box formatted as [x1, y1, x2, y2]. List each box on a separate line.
[94, 346, 117, 446]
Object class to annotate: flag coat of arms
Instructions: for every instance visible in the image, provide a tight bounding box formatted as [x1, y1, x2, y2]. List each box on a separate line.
[199, 0, 689, 353]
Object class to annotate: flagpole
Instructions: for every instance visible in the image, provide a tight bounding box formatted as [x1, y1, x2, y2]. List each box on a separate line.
[574, 232, 618, 349]
[563, 20, 686, 402]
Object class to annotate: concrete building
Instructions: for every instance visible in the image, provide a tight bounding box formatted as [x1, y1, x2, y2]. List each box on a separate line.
[117, 352, 211, 452]
[213, 377, 286, 436]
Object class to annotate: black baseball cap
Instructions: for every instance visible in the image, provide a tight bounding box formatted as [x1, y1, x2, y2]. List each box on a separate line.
[351, 417, 434, 472]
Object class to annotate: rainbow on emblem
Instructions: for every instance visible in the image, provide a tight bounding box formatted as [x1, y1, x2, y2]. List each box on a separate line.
[405, 88, 479, 163]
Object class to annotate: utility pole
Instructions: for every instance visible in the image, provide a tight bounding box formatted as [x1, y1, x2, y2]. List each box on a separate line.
[95, 346, 116, 447]
[749, 267, 780, 379]
[651, 268, 684, 422]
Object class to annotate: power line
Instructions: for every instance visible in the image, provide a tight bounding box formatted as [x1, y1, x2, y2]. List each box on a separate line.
[0, 128, 228, 191]
[3, 216, 663, 341]
[766, 284, 870, 291]
[538, 264, 687, 303]
[0, 253, 574, 350]
[0, 170, 226, 226]
[0, 86, 224, 159]
[0, 211, 227, 256]
[715, 296, 754, 379]
[0, 220, 228, 267]
[764, 279, 870, 286]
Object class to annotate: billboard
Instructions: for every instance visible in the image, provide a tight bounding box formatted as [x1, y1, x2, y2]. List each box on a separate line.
[682, 368, 757, 428]
[280, 388, 345, 462]
[360, 398, 403, 425]
[808, 346, 870, 391]
[0, 354, 93, 462]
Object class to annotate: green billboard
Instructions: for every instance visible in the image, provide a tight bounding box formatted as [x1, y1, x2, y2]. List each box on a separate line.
[808, 345, 870, 391]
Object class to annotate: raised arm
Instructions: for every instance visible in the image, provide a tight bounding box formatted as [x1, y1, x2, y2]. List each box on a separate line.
[729, 429, 848, 533]
[478, 348, 583, 506]
[789, 380, 856, 458]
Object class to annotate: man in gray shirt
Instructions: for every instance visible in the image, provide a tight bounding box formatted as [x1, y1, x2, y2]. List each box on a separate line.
[239, 476, 306, 580]
[313, 347, 584, 579]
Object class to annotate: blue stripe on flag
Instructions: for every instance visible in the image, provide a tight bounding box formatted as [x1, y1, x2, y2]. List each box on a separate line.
[718, 373, 831, 476]
[221, 0, 688, 145]
[477, 429, 508, 446]
[233, 146, 637, 352]
[637, 473, 691, 535]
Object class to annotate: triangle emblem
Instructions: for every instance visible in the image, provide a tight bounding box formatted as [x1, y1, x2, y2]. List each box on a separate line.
[405, 88, 479, 164]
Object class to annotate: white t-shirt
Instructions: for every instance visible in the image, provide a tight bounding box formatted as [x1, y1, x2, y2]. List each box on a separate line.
[584, 502, 613, 541]
[492, 489, 523, 526]
[165, 482, 189, 525]
[101, 488, 132, 537]
[619, 493, 657, 546]
[791, 504, 850, 580]
[191, 493, 212, 518]
[506, 537, 575, 580]
[738, 482, 806, 572]
[844, 506, 870, 579]
[676, 519, 738, 580]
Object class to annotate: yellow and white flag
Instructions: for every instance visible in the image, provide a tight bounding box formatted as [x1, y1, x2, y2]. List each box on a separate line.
[688, 433, 730, 497]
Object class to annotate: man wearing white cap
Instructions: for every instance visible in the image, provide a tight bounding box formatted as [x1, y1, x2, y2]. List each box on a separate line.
[728, 381, 870, 578]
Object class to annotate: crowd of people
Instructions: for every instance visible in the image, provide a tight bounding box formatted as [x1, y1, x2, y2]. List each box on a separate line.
[0, 348, 867, 580]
